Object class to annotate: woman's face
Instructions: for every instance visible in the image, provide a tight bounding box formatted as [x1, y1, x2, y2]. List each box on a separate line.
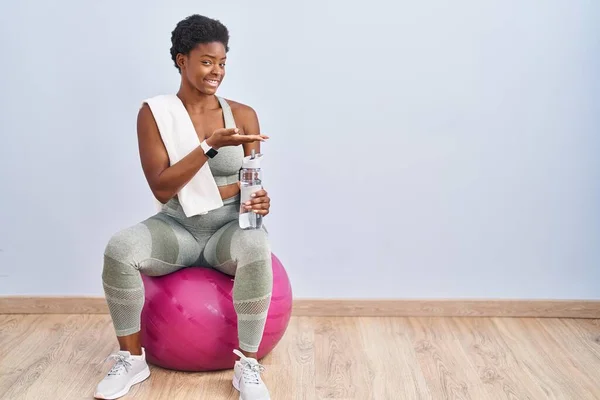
[178, 41, 227, 95]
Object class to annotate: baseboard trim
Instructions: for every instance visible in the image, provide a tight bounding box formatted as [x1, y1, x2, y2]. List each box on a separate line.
[1, 297, 599, 318]
[292, 299, 600, 318]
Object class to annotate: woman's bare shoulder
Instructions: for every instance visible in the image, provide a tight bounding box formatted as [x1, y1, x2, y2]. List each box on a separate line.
[224, 98, 258, 118]
[223, 98, 260, 132]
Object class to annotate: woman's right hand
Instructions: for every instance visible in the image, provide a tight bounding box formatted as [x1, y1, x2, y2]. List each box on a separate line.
[206, 128, 268, 150]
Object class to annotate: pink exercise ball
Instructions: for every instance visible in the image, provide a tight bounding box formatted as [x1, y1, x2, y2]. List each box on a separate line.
[139, 253, 292, 371]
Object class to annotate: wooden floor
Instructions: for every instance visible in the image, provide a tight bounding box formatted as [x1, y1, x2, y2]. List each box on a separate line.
[1, 315, 599, 399]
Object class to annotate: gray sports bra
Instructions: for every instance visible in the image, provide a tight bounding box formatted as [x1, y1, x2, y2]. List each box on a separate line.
[209, 97, 244, 186]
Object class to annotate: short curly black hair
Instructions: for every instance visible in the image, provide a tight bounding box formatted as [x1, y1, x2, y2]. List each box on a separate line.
[170, 14, 230, 71]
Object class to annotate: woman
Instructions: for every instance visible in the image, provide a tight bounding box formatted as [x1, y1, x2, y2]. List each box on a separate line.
[95, 14, 272, 400]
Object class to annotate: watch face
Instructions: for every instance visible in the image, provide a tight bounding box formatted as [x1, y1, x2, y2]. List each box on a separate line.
[206, 148, 218, 158]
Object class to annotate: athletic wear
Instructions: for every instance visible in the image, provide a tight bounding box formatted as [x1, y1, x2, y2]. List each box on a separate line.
[102, 193, 272, 352]
[207, 97, 244, 186]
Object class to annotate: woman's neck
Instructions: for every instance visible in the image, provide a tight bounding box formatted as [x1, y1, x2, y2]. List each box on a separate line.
[176, 84, 219, 113]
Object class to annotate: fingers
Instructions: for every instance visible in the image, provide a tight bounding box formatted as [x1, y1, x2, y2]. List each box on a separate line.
[214, 128, 268, 140]
[243, 197, 269, 209]
[246, 206, 269, 215]
[226, 135, 267, 146]
[244, 191, 270, 214]
[208, 129, 268, 150]
[252, 209, 269, 216]
[215, 128, 240, 136]
[240, 134, 269, 142]
[251, 189, 268, 198]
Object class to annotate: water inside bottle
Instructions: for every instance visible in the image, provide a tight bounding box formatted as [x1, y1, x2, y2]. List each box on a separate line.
[239, 149, 263, 230]
[239, 181, 263, 229]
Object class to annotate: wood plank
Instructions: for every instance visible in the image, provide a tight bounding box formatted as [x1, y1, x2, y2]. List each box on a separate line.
[264, 316, 316, 400]
[404, 317, 489, 399]
[559, 318, 600, 360]
[2, 297, 600, 318]
[537, 319, 600, 395]
[449, 317, 550, 400]
[313, 316, 373, 398]
[293, 299, 600, 318]
[0, 297, 109, 314]
[359, 317, 432, 399]
[2, 363, 99, 400]
[0, 315, 79, 399]
[492, 318, 600, 399]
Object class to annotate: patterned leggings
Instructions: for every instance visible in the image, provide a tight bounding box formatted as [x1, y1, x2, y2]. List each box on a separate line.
[101, 194, 272, 352]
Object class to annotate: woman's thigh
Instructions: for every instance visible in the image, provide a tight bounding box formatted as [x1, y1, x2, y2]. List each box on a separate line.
[201, 220, 271, 276]
[103, 212, 204, 276]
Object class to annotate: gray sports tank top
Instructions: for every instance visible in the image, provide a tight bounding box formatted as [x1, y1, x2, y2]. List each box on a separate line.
[209, 97, 244, 186]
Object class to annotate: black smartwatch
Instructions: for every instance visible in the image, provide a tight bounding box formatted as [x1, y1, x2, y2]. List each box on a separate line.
[200, 139, 218, 158]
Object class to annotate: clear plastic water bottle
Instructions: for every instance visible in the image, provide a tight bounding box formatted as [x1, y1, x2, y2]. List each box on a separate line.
[239, 150, 263, 230]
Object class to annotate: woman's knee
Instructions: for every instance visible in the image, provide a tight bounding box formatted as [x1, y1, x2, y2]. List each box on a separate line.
[233, 228, 271, 264]
[232, 229, 273, 295]
[102, 224, 151, 283]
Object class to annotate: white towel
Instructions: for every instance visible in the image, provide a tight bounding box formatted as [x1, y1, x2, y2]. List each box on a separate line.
[143, 94, 223, 216]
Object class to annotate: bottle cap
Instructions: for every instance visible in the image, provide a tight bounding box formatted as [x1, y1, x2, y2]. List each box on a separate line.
[242, 152, 263, 169]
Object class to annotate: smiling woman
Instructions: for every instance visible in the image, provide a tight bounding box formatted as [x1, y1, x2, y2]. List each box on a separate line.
[170, 16, 229, 93]
[94, 14, 274, 400]
[179, 41, 227, 91]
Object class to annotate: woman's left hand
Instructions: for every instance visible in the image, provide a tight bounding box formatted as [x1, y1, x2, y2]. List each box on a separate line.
[244, 189, 270, 216]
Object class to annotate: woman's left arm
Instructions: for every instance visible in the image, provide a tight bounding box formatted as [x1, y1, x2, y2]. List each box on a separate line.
[239, 104, 271, 217]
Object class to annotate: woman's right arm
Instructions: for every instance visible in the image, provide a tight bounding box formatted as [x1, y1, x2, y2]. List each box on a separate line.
[137, 103, 210, 204]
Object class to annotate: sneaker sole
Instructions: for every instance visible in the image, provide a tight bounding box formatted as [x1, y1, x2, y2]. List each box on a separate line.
[232, 375, 270, 400]
[94, 366, 151, 399]
[238, 394, 271, 400]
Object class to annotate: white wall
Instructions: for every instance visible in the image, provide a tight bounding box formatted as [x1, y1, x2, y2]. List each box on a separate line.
[1, 0, 598, 299]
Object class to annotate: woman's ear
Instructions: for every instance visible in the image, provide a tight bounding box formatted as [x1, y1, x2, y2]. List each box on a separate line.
[176, 53, 186, 71]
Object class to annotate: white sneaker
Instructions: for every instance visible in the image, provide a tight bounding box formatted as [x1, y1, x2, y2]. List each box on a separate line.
[232, 349, 270, 400]
[94, 348, 151, 399]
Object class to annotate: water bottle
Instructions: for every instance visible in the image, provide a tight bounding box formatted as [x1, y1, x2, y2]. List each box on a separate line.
[239, 150, 263, 230]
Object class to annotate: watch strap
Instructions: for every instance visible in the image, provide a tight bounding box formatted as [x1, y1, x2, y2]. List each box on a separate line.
[200, 139, 218, 158]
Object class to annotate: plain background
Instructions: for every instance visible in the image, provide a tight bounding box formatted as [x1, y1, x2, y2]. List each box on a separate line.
[0, 1, 598, 299]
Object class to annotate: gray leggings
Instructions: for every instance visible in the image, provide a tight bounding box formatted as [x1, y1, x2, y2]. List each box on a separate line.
[101, 194, 272, 352]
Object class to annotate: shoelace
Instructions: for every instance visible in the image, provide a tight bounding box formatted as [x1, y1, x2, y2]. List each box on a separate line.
[104, 353, 133, 376]
[242, 362, 266, 385]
